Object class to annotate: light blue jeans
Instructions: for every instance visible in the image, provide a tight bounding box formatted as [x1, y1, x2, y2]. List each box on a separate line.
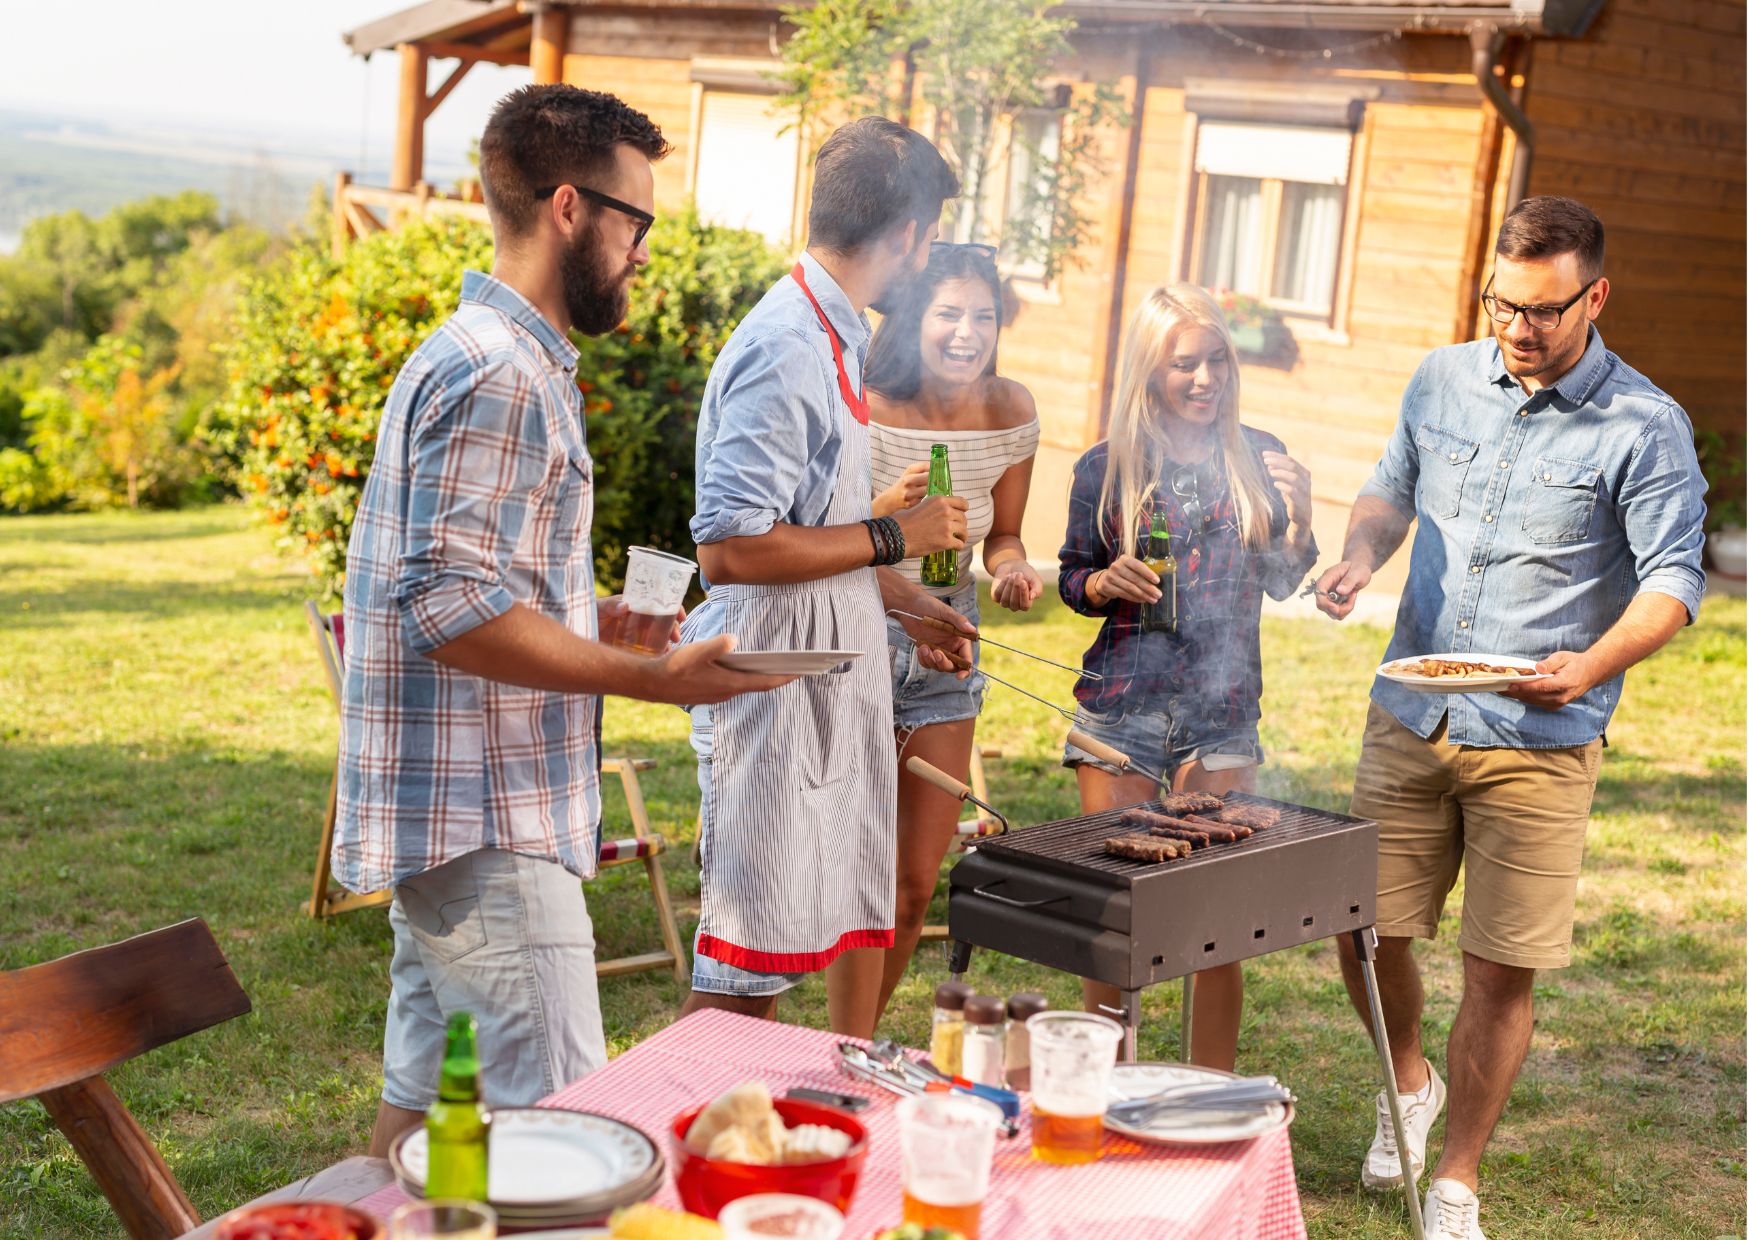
[382, 848, 606, 1109]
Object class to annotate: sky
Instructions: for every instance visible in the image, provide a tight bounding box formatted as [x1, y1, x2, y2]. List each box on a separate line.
[0, 0, 530, 172]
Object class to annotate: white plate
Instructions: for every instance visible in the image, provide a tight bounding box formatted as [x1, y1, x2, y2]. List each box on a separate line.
[392, 1107, 661, 1208]
[1104, 1062, 1293, 1146]
[716, 649, 863, 675]
[1376, 651, 1550, 695]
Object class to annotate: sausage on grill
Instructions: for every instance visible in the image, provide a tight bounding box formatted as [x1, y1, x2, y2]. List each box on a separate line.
[1119, 807, 1211, 848]
[1103, 834, 1186, 863]
[1182, 814, 1250, 842]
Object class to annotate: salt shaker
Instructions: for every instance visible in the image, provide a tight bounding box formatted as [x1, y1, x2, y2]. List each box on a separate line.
[959, 994, 1007, 1088]
[1004, 992, 1048, 1090]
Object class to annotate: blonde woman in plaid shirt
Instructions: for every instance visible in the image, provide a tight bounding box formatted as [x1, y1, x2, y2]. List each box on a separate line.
[337, 86, 791, 1158]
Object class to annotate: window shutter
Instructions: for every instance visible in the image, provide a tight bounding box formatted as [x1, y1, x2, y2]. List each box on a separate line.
[1194, 121, 1352, 187]
[694, 92, 800, 246]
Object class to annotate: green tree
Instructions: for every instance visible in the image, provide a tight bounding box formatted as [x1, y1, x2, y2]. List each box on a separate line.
[211, 205, 783, 596]
[775, 0, 1125, 279]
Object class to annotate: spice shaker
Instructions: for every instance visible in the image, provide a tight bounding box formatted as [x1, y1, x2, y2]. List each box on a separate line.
[959, 994, 1008, 1088]
[929, 979, 972, 1076]
[1003, 992, 1048, 1090]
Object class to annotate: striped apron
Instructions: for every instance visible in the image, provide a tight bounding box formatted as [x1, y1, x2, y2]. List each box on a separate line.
[689, 341, 897, 974]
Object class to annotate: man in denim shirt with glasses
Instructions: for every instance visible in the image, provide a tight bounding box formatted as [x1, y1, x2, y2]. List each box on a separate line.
[1314, 197, 1705, 1239]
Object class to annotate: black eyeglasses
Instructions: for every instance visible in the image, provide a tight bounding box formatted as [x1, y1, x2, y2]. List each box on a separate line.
[931, 241, 998, 259]
[533, 184, 655, 248]
[1480, 274, 1598, 331]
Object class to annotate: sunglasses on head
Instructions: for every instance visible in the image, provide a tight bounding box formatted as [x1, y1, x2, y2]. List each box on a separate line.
[533, 184, 655, 248]
[930, 241, 998, 259]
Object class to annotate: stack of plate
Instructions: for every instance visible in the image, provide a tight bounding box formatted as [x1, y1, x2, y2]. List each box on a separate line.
[390, 1107, 664, 1228]
[1103, 1062, 1294, 1145]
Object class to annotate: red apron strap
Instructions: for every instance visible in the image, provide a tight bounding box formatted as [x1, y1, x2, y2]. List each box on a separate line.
[790, 262, 870, 425]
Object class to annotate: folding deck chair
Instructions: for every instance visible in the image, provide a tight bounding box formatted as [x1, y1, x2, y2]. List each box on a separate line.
[303, 602, 687, 983]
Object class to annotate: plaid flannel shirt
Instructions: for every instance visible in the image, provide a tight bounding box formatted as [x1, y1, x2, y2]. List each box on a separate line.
[1058, 429, 1316, 726]
[333, 271, 603, 894]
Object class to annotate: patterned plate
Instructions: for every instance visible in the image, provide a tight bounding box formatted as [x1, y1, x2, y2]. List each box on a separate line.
[1103, 1062, 1293, 1146]
[391, 1107, 662, 1209]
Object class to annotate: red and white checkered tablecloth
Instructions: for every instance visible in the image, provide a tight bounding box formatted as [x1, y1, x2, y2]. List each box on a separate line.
[359, 1009, 1307, 1239]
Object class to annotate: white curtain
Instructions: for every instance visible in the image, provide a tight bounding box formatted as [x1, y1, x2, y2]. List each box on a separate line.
[1198, 174, 1265, 296]
[1272, 182, 1343, 311]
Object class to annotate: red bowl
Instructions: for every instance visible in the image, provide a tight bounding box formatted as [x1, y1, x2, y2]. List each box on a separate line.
[213, 1202, 378, 1240]
[670, 1097, 869, 1219]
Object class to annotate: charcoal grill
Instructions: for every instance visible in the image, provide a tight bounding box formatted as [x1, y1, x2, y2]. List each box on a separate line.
[906, 754, 1428, 1239]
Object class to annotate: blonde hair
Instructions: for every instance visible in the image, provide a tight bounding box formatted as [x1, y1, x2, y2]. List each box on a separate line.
[1098, 284, 1276, 558]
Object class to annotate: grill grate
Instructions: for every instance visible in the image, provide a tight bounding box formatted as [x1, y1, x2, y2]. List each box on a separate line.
[973, 793, 1371, 884]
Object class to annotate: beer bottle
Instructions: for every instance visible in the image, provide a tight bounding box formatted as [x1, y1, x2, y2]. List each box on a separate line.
[425, 1011, 490, 1201]
[920, 444, 958, 588]
[1139, 512, 1178, 635]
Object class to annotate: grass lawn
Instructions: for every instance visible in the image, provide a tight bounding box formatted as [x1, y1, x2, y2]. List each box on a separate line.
[1, 506, 1742, 1239]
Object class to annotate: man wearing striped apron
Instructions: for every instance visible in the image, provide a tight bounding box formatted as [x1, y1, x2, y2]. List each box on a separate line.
[681, 119, 977, 1038]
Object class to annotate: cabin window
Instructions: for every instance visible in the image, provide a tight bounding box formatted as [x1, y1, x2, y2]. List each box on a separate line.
[692, 90, 801, 247]
[1190, 121, 1353, 319]
[998, 107, 1064, 280]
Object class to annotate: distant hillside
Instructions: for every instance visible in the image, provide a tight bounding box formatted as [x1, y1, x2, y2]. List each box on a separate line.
[0, 109, 471, 248]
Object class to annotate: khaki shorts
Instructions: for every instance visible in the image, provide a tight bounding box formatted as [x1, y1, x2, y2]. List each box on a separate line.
[1350, 702, 1603, 970]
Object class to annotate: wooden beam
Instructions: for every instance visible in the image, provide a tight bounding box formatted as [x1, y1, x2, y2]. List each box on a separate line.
[1092, 36, 1154, 439]
[422, 38, 532, 69]
[331, 172, 352, 261]
[426, 57, 474, 116]
[392, 42, 428, 190]
[530, 4, 568, 84]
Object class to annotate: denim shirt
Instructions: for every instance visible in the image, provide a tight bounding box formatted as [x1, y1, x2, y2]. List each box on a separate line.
[1364, 329, 1706, 749]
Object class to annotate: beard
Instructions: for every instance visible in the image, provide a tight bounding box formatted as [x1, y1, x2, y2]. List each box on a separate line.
[562, 221, 634, 337]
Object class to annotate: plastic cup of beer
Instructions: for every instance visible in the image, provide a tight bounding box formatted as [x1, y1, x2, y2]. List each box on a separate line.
[717, 1193, 846, 1239]
[618, 545, 696, 654]
[895, 1093, 1003, 1240]
[387, 1200, 496, 1240]
[1026, 1011, 1123, 1164]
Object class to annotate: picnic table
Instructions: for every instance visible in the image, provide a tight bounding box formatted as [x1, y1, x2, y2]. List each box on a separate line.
[194, 1009, 1308, 1238]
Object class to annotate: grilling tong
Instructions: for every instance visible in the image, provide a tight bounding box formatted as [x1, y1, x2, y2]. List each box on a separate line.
[885, 609, 1098, 723]
[836, 1042, 1021, 1137]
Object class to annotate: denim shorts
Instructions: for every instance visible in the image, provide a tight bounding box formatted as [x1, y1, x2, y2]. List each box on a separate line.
[383, 848, 606, 1109]
[887, 583, 984, 734]
[687, 751, 808, 998]
[1061, 699, 1263, 782]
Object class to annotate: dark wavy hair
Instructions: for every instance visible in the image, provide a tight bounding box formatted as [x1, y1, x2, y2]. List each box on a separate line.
[479, 84, 670, 241]
[864, 246, 1004, 401]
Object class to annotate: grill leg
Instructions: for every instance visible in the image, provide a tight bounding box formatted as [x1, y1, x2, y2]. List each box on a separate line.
[1180, 974, 1194, 1064]
[946, 939, 973, 978]
[1120, 988, 1141, 1062]
[1353, 928, 1426, 1240]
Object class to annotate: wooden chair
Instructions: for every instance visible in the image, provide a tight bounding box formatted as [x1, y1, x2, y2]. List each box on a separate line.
[0, 920, 252, 1240]
[303, 603, 687, 984]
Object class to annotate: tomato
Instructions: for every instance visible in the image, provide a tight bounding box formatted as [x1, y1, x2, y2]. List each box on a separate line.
[215, 1202, 375, 1240]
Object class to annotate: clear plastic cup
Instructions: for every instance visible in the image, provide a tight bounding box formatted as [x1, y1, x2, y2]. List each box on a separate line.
[895, 1093, 1003, 1240]
[1026, 1011, 1123, 1164]
[387, 1199, 496, 1239]
[618, 545, 697, 654]
[717, 1193, 846, 1239]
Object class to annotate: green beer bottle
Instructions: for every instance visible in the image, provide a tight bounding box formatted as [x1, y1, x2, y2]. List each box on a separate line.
[425, 1011, 490, 1201]
[920, 444, 958, 588]
[1139, 512, 1178, 635]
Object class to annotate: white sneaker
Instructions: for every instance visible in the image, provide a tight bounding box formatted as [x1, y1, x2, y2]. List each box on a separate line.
[1424, 1178, 1486, 1239]
[1360, 1060, 1446, 1189]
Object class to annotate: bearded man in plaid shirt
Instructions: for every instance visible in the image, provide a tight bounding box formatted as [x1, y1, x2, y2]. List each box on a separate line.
[334, 85, 791, 1157]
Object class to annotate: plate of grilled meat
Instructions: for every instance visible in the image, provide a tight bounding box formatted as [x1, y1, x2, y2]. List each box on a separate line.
[1376, 652, 1549, 694]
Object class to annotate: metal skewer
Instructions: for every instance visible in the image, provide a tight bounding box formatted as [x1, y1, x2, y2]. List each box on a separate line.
[885, 609, 1103, 681]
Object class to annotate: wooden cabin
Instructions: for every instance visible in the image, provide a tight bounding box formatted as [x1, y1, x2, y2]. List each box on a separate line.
[342, 0, 1746, 598]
